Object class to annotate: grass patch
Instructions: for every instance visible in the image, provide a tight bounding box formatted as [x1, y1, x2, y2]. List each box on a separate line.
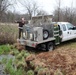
[0, 44, 19, 55]
[0, 44, 11, 55]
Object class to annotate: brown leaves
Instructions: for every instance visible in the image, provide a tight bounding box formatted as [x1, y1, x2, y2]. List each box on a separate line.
[36, 46, 76, 75]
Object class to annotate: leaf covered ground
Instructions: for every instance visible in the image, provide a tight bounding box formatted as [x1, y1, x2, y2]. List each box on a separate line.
[36, 41, 76, 75]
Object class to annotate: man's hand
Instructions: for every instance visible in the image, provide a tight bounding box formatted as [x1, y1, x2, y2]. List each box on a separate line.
[18, 27, 23, 29]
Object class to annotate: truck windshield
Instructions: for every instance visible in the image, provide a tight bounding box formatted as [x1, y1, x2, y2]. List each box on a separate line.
[66, 23, 74, 30]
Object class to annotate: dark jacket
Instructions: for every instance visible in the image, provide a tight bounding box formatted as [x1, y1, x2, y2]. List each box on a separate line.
[17, 21, 25, 27]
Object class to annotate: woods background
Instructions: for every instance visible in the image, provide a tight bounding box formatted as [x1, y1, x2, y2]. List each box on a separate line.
[0, 0, 76, 25]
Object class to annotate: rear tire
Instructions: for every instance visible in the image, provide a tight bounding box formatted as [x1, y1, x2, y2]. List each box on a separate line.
[46, 42, 54, 51]
[37, 43, 46, 51]
[41, 43, 46, 50]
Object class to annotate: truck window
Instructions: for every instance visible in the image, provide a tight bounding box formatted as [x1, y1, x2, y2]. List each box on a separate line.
[62, 24, 66, 31]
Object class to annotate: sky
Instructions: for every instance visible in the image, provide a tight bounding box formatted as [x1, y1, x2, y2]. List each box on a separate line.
[8, 0, 76, 15]
[36, 0, 76, 14]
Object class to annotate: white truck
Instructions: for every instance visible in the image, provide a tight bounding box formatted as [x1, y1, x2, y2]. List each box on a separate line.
[18, 22, 76, 51]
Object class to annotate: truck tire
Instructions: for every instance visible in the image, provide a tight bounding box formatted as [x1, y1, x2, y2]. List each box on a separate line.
[36, 43, 46, 50]
[43, 29, 49, 40]
[41, 43, 46, 50]
[46, 42, 54, 51]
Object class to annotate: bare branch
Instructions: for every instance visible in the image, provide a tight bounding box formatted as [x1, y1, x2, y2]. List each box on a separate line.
[0, 0, 13, 21]
[18, 0, 39, 19]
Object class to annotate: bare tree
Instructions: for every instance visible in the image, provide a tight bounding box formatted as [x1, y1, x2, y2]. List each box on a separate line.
[62, 0, 75, 23]
[53, 0, 62, 22]
[69, 0, 75, 23]
[64, 7, 75, 23]
[53, 0, 76, 25]
[18, 0, 39, 20]
[37, 9, 48, 16]
[57, 0, 61, 21]
[0, 0, 13, 22]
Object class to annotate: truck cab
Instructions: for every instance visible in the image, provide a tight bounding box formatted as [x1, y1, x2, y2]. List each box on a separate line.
[57, 22, 76, 42]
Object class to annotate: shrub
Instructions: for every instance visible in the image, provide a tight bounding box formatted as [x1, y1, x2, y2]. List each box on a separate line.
[16, 53, 22, 60]
[16, 61, 27, 69]
[1, 57, 8, 64]
[9, 49, 19, 56]
[0, 24, 18, 45]
[27, 70, 34, 75]
[16, 68, 26, 75]
[54, 69, 64, 75]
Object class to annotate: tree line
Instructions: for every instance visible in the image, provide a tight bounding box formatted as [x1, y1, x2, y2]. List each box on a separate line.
[0, 0, 76, 25]
[53, 0, 76, 25]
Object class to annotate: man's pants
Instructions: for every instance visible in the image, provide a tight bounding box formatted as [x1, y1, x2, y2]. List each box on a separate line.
[19, 29, 23, 39]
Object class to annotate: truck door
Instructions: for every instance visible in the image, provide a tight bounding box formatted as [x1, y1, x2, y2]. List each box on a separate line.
[60, 24, 68, 42]
[66, 23, 76, 39]
[73, 27, 76, 38]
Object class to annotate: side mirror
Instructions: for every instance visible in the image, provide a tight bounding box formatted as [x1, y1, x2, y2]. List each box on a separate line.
[69, 27, 73, 30]
[69, 26, 76, 30]
[73, 26, 76, 30]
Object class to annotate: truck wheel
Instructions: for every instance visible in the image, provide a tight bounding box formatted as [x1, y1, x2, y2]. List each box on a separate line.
[46, 42, 54, 51]
[43, 30, 49, 40]
[36, 44, 46, 50]
[41, 43, 46, 50]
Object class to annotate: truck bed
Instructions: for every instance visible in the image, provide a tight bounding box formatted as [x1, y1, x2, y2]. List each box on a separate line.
[18, 37, 55, 48]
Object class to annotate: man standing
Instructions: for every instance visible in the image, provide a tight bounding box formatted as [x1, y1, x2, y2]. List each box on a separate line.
[15, 18, 25, 39]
